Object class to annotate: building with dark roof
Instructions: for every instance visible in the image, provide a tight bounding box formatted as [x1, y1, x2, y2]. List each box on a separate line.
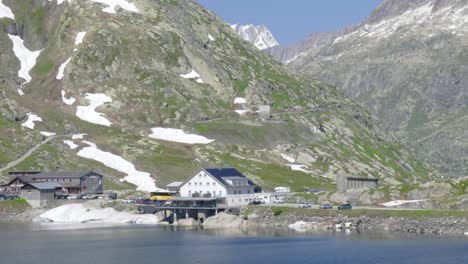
[20, 183, 61, 208]
[1, 171, 103, 195]
[178, 167, 260, 207]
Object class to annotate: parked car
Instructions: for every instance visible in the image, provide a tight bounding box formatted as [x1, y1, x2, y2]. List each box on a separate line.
[105, 192, 117, 200]
[320, 203, 333, 209]
[249, 200, 262, 205]
[83, 194, 99, 200]
[5, 195, 18, 200]
[337, 204, 352, 210]
[272, 197, 285, 204]
[122, 198, 136, 204]
[299, 203, 312, 208]
[0, 194, 5, 200]
[55, 193, 69, 200]
[67, 194, 84, 200]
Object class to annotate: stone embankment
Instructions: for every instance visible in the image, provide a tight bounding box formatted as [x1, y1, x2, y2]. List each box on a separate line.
[202, 207, 468, 236]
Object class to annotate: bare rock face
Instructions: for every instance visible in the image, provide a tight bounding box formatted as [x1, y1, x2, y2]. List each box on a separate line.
[177, 218, 199, 227]
[408, 182, 456, 199]
[203, 213, 246, 229]
[282, 0, 468, 178]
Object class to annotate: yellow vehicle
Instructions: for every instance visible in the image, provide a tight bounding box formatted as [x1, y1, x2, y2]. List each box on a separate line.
[150, 191, 176, 201]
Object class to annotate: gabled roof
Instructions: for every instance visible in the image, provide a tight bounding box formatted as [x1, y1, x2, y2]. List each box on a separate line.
[24, 182, 61, 190]
[166, 181, 184, 188]
[2, 175, 36, 186]
[32, 171, 102, 179]
[202, 167, 255, 188]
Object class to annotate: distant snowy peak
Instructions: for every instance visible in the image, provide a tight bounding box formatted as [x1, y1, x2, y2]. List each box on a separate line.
[231, 24, 279, 50]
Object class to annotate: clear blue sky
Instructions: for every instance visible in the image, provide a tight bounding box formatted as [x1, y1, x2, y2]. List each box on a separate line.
[196, 0, 383, 45]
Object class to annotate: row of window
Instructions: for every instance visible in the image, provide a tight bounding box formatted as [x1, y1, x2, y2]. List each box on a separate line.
[231, 198, 254, 203]
[233, 190, 251, 194]
[45, 179, 73, 182]
[188, 190, 222, 197]
[188, 181, 216, 187]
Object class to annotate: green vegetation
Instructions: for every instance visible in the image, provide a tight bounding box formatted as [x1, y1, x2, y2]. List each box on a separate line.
[270, 206, 468, 218]
[33, 59, 55, 76]
[103, 178, 134, 191]
[0, 199, 31, 213]
[220, 153, 335, 192]
[450, 179, 468, 195]
[31, 6, 46, 34]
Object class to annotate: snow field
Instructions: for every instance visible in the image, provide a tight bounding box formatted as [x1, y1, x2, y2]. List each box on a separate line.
[21, 113, 43, 129]
[77, 141, 159, 192]
[61, 90, 76, 105]
[39, 203, 159, 224]
[381, 200, 428, 207]
[0, 0, 14, 19]
[180, 69, 204, 83]
[90, 0, 139, 14]
[149, 127, 214, 145]
[7, 34, 42, 84]
[75, 93, 113, 126]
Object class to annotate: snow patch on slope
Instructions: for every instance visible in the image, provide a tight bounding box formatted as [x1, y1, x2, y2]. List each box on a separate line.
[74, 31, 87, 45]
[234, 97, 247, 104]
[280, 153, 296, 163]
[56, 57, 71, 80]
[40, 131, 56, 137]
[72, 133, 87, 140]
[90, 0, 139, 14]
[77, 141, 159, 192]
[76, 93, 112, 126]
[48, 0, 71, 5]
[21, 113, 42, 129]
[63, 140, 79, 150]
[39, 203, 159, 224]
[0, 0, 15, 19]
[7, 34, 42, 85]
[61, 90, 76, 105]
[381, 200, 428, 207]
[335, 3, 468, 43]
[180, 69, 204, 83]
[149, 127, 214, 145]
[235, 110, 250, 115]
[287, 164, 309, 173]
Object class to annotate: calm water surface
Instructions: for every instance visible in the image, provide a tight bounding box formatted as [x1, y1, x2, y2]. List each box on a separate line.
[0, 223, 467, 264]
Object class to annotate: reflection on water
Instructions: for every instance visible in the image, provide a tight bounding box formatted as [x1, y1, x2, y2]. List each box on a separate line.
[0, 223, 467, 264]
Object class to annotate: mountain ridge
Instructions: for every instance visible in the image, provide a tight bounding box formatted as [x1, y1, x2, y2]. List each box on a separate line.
[0, 0, 432, 198]
[279, 0, 468, 177]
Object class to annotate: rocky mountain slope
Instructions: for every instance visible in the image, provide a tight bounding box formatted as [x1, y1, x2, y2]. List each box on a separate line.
[0, 0, 432, 194]
[230, 24, 278, 50]
[285, 0, 468, 178]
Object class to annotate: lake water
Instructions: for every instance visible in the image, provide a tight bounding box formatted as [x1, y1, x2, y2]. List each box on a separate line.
[0, 223, 467, 264]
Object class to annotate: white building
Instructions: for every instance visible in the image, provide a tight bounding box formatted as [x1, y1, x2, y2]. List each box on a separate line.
[274, 186, 291, 193]
[178, 168, 258, 207]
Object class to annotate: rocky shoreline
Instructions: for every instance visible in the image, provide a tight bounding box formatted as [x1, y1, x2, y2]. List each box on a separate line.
[235, 207, 468, 236]
[1, 204, 467, 237]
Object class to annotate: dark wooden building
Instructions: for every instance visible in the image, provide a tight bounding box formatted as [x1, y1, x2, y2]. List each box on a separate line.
[1, 171, 103, 195]
[336, 172, 379, 193]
